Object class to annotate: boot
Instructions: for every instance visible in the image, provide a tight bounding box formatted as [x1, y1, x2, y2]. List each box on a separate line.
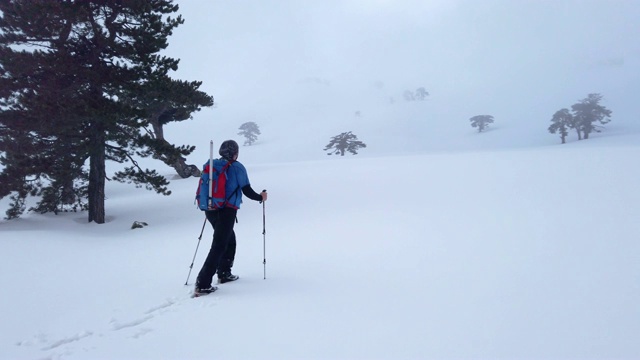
[217, 272, 239, 284]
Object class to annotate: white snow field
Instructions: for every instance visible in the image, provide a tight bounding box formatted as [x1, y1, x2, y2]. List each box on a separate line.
[1, 1, 639, 359]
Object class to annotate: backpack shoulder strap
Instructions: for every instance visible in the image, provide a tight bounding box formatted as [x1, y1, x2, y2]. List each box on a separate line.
[223, 161, 241, 204]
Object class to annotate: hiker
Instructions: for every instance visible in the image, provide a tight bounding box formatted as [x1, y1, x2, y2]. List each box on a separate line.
[195, 140, 267, 296]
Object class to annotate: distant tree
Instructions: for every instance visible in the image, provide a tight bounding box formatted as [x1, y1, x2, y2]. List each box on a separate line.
[238, 122, 261, 146]
[403, 87, 429, 101]
[324, 131, 366, 156]
[548, 109, 573, 144]
[571, 93, 612, 140]
[415, 87, 430, 100]
[403, 90, 415, 101]
[469, 115, 494, 133]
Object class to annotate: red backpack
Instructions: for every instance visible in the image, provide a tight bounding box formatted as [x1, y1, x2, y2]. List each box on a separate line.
[195, 161, 235, 210]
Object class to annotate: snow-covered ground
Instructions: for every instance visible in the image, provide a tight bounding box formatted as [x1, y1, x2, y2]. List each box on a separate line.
[2, 123, 639, 359]
[2, 1, 640, 359]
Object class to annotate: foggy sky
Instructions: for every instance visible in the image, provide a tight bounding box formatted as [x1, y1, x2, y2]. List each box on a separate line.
[166, 0, 639, 124]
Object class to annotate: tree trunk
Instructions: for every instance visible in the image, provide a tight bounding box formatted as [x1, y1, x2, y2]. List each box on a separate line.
[61, 176, 77, 205]
[576, 128, 582, 140]
[171, 157, 200, 178]
[151, 111, 200, 178]
[88, 124, 106, 224]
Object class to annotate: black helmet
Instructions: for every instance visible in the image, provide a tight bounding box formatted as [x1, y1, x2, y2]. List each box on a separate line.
[219, 140, 239, 160]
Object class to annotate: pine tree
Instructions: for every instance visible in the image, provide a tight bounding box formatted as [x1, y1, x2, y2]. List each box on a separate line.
[403, 90, 415, 101]
[132, 76, 213, 179]
[548, 109, 572, 144]
[571, 93, 612, 140]
[415, 87, 429, 100]
[469, 115, 494, 133]
[238, 122, 261, 146]
[0, 1, 213, 223]
[324, 131, 367, 156]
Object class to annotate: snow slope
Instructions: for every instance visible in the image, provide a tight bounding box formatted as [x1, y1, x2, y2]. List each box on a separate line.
[2, 95, 639, 359]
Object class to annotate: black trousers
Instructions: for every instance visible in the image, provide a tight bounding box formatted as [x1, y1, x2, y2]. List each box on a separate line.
[196, 207, 237, 288]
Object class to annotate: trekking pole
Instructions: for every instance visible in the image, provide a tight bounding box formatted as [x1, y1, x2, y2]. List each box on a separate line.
[208, 140, 214, 209]
[184, 217, 207, 285]
[262, 189, 267, 279]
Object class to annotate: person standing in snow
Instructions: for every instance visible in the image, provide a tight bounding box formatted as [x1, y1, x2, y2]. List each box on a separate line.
[194, 140, 267, 296]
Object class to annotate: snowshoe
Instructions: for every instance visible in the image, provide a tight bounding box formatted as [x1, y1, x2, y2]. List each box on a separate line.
[192, 285, 218, 298]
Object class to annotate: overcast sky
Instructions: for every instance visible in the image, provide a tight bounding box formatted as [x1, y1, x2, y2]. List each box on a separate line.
[166, 0, 639, 123]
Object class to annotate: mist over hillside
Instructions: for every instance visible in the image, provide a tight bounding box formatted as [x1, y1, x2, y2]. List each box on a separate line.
[157, 0, 639, 168]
